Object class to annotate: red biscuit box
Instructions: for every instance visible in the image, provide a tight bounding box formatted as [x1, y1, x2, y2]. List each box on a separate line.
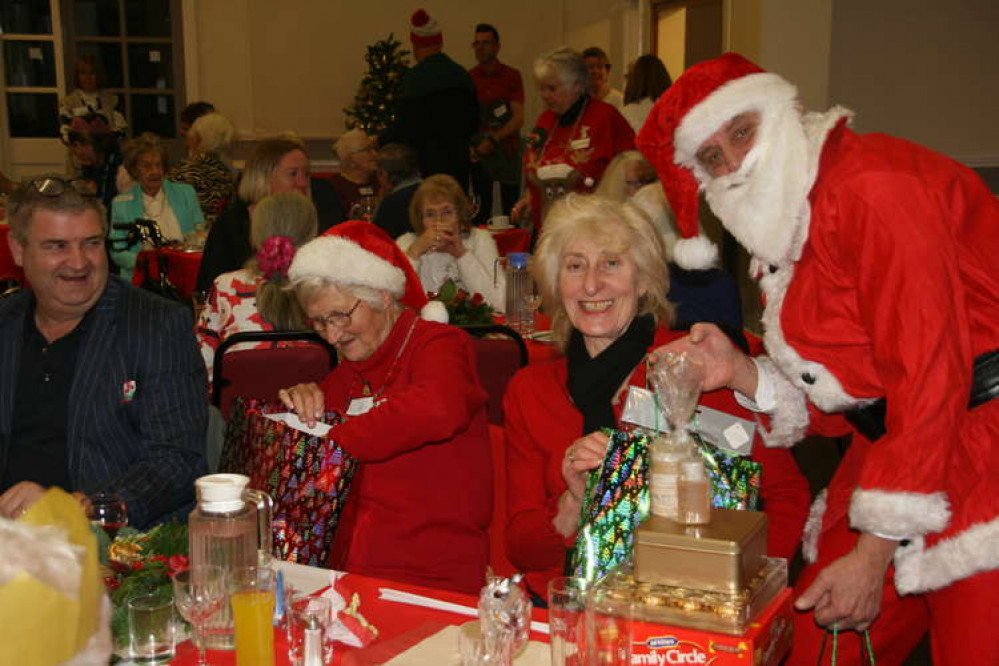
[630, 588, 793, 665]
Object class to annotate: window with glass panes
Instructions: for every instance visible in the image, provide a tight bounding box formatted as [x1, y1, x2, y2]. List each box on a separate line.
[1, 0, 61, 138]
[62, 0, 184, 138]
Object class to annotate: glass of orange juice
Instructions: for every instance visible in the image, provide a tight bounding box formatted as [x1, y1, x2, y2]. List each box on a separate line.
[230, 566, 277, 666]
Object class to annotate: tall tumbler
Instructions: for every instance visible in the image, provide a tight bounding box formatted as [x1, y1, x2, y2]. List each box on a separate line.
[548, 577, 589, 666]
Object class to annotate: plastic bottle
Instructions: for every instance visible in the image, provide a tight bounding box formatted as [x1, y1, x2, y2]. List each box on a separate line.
[677, 459, 712, 525]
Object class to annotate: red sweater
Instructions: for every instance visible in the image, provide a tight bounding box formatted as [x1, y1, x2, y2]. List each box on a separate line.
[324, 309, 492, 594]
[503, 326, 810, 599]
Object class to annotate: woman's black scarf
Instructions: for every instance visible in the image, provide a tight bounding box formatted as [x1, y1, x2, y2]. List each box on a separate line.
[566, 313, 655, 434]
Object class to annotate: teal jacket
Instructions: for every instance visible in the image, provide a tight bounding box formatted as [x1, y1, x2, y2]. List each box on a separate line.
[110, 180, 204, 281]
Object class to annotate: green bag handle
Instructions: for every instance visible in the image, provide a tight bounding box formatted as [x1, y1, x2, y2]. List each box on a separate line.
[817, 627, 876, 665]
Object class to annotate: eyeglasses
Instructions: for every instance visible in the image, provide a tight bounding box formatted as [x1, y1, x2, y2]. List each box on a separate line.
[26, 176, 95, 198]
[308, 299, 361, 331]
[423, 206, 457, 222]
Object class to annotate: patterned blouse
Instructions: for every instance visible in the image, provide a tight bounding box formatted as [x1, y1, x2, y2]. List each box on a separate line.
[168, 153, 236, 222]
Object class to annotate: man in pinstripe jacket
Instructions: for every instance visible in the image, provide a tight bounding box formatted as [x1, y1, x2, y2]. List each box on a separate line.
[0, 178, 206, 528]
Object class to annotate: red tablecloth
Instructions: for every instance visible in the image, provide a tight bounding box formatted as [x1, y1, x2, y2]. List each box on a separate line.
[484, 227, 530, 256]
[133, 248, 202, 300]
[170, 572, 548, 665]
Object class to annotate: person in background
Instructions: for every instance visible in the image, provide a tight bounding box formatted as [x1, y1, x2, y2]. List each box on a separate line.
[503, 194, 809, 602]
[196, 135, 345, 293]
[638, 52, 999, 664]
[278, 221, 489, 594]
[594, 150, 659, 203]
[330, 129, 379, 219]
[397, 174, 504, 310]
[197, 192, 318, 384]
[110, 133, 203, 282]
[512, 47, 634, 233]
[66, 117, 122, 216]
[0, 169, 16, 196]
[372, 143, 421, 239]
[178, 101, 215, 141]
[58, 55, 127, 145]
[382, 9, 479, 191]
[621, 54, 672, 133]
[468, 23, 524, 225]
[168, 112, 237, 222]
[0, 177, 206, 527]
[582, 46, 623, 111]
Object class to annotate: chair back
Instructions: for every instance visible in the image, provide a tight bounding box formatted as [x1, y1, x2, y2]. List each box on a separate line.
[462, 324, 528, 426]
[0, 225, 26, 286]
[212, 330, 338, 419]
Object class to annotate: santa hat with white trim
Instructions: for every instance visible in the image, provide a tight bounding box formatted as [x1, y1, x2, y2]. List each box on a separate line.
[410, 9, 443, 50]
[636, 53, 797, 270]
[288, 220, 448, 323]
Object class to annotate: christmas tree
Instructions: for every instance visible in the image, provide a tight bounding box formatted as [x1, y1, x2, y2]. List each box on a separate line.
[344, 34, 410, 134]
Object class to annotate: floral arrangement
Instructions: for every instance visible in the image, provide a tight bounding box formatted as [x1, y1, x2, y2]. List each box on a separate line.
[432, 278, 494, 326]
[101, 522, 189, 638]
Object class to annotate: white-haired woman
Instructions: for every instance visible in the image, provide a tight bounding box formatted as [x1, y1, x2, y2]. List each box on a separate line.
[503, 194, 809, 601]
[330, 129, 379, 218]
[196, 192, 318, 383]
[169, 111, 237, 221]
[110, 133, 204, 281]
[277, 222, 490, 594]
[511, 47, 635, 232]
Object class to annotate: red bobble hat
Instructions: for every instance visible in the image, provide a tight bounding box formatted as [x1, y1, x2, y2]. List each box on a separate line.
[410, 9, 443, 49]
[637, 53, 794, 269]
[288, 220, 448, 323]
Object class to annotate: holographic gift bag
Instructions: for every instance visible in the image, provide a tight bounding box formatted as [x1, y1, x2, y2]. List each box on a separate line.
[691, 432, 762, 511]
[220, 397, 358, 566]
[569, 429, 650, 584]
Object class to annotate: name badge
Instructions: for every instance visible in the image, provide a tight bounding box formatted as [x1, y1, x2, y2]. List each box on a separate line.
[346, 396, 375, 416]
[493, 103, 508, 118]
[569, 137, 591, 150]
[620, 386, 756, 456]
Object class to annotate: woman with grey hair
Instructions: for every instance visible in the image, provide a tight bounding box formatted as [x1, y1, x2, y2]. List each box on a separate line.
[276, 221, 490, 594]
[195, 135, 345, 293]
[168, 111, 237, 221]
[330, 129, 378, 218]
[109, 133, 203, 281]
[511, 47, 635, 233]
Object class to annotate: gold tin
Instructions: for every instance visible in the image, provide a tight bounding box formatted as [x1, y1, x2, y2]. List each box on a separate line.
[633, 509, 767, 593]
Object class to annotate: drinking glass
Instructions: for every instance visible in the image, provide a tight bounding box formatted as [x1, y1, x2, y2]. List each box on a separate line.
[87, 492, 128, 541]
[587, 583, 634, 666]
[458, 621, 513, 666]
[287, 593, 333, 665]
[522, 289, 543, 338]
[231, 566, 277, 666]
[548, 577, 589, 666]
[128, 593, 177, 663]
[172, 566, 227, 666]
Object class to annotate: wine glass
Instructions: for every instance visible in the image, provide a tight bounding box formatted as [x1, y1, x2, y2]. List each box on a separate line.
[467, 190, 482, 223]
[172, 566, 227, 666]
[87, 492, 128, 541]
[522, 289, 543, 338]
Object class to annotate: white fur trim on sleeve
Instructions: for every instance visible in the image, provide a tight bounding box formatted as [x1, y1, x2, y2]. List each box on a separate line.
[849, 488, 951, 538]
[893, 516, 999, 594]
[675, 73, 798, 164]
[802, 488, 828, 564]
[671, 236, 719, 270]
[754, 356, 810, 448]
[420, 300, 448, 323]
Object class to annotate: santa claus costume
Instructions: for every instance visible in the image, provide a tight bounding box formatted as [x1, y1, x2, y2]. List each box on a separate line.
[638, 54, 999, 665]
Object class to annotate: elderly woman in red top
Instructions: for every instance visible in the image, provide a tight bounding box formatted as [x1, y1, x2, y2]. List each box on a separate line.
[278, 222, 491, 594]
[503, 195, 810, 601]
[511, 47, 635, 233]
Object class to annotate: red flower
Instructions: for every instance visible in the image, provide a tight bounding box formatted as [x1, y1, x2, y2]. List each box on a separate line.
[167, 554, 190, 576]
[148, 555, 168, 564]
[455, 289, 468, 303]
[470, 292, 484, 306]
[103, 575, 121, 591]
[130, 560, 145, 571]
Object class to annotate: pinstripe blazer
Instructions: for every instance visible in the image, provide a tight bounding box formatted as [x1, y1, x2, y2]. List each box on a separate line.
[0, 277, 207, 528]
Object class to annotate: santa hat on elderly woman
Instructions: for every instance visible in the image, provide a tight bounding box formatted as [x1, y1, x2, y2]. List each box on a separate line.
[410, 9, 443, 49]
[288, 221, 448, 323]
[636, 53, 797, 269]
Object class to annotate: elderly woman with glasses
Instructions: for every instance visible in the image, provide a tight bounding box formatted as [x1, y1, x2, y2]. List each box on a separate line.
[511, 47, 635, 233]
[502, 195, 810, 601]
[110, 133, 204, 281]
[330, 129, 379, 219]
[397, 174, 504, 310]
[277, 222, 491, 594]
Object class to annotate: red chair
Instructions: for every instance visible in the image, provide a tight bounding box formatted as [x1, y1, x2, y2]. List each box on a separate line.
[211, 330, 338, 420]
[0, 225, 26, 287]
[491, 228, 530, 257]
[461, 324, 528, 426]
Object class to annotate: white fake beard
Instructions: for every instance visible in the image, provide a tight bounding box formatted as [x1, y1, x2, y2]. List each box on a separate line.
[703, 103, 812, 266]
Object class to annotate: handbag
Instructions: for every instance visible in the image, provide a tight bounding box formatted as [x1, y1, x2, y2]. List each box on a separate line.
[219, 397, 358, 566]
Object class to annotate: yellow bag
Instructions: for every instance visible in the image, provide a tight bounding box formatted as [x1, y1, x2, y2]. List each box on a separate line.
[0, 488, 109, 665]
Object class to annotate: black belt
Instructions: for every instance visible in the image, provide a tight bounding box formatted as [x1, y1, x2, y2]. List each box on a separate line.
[845, 348, 999, 442]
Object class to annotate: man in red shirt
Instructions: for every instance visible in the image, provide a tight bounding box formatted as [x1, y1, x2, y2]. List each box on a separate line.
[468, 23, 524, 225]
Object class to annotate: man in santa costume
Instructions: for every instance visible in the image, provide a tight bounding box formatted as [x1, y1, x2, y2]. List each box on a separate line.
[638, 53, 999, 664]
